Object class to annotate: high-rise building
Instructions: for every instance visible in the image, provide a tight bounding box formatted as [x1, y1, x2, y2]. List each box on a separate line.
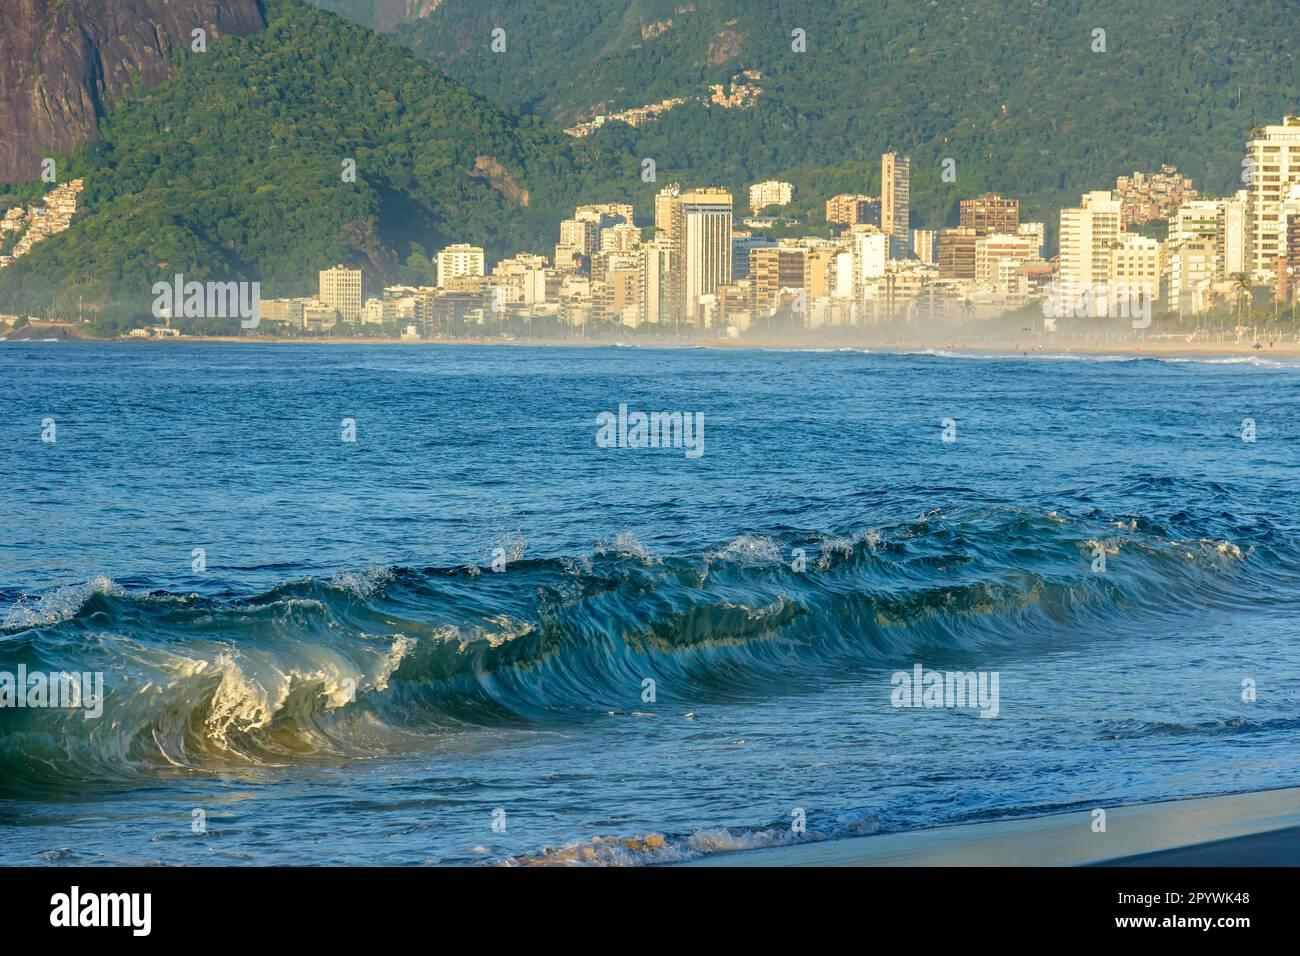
[654, 185, 684, 323]
[803, 246, 842, 301]
[748, 180, 795, 215]
[1168, 239, 1216, 315]
[826, 194, 881, 226]
[491, 254, 549, 306]
[1109, 233, 1162, 303]
[1279, 211, 1300, 304]
[849, 226, 888, 300]
[1218, 191, 1249, 280]
[960, 194, 1020, 235]
[559, 219, 599, 257]
[938, 227, 980, 281]
[1018, 222, 1045, 258]
[1058, 191, 1123, 310]
[678, 187, 733, 325]
[974, 233, 1039, 292]
[881, 152, 911, 258]
[436, 244, 484, 288]
[1167, 194, 1250, 283]
[749, 246, 806, 315]
[716, 281, 752, 331]
[602, 259, 642, 326]
[600, 223, 641, 254]
[1169, 200, 1221, 247]
[1246, 117, 1300, 274]
[319, 265, 362, 324]
[641, 243, 673, 326]
[731, 232, 776, 280]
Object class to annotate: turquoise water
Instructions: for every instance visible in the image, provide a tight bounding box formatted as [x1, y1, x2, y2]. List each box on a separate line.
[1, 343, 1298, 864]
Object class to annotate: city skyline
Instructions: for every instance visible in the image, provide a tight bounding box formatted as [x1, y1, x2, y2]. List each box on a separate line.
[139, 116, 1300, 341]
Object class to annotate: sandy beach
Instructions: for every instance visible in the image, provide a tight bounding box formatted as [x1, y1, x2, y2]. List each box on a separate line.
[10, 329, 1300, 358]
[683, 787, 1300, 866]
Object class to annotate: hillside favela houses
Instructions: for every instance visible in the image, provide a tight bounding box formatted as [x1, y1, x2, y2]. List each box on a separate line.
[0, 178, 84, 270]
[4, 119, 1299, 340]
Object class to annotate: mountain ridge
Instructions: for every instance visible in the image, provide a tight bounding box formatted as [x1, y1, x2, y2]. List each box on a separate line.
[0, 0, 267, 183]
[0, 0, 644, 327]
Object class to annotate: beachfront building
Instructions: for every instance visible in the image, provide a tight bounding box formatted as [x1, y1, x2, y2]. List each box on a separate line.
[1246, 117, 1300, 276]
[1058, 190, 1123, 313]
[975, 233, 1041, 294]
[1109, 233, 1163, 305]
[1167, 239, 1217, 315]
[319, 265, 362, 325]
[668, 187, 733, 326]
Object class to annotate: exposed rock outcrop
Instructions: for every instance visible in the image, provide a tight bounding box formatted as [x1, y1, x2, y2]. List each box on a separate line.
[0, 0, 266, 183]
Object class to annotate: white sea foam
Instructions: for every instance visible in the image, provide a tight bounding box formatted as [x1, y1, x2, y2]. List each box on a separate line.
[705, 534, 783, 564]
[595, 532, 659, 564]
[1, 576, 121, 631]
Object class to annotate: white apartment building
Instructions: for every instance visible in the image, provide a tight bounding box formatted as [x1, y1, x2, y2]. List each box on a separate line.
[559, 218, 599, 256]
[319, 265, 362, 324]
[975, 233, 1039, 293]
[436, 244, 485, 288]
[600, 223, 641, 254]
[680, 187, 733, 322]
[748, 180, 795, 215]
[1109, 233, 1162, 303]
[1168, 239, 1217, 315]
[1246, 117, 1300, 274]
[850, 226, 889, 302]
[1058, 191, 1122, 311]
[1017, 222, 1046, 258]
[491, 253, 549, 306]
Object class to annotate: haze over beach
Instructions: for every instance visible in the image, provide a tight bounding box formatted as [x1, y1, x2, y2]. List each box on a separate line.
[0, 0, 1296, 936]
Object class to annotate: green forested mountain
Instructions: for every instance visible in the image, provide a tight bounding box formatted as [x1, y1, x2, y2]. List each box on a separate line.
[310, 0, 439, 32]
[4, 0, 1296, 326]
[0, 0, 646, 324]
[387, 0, 1298, 231]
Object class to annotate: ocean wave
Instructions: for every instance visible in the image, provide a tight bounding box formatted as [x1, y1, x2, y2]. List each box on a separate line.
[504, 813, 885, 866]
[0, 506, 1290, 790]
[0, 576, 121, 631]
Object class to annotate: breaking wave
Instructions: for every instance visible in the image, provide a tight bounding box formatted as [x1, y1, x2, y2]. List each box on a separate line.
[0, 505, 1289, 792]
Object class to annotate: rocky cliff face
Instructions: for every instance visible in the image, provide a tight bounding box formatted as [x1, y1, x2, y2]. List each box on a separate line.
[0, 0, 266, 183]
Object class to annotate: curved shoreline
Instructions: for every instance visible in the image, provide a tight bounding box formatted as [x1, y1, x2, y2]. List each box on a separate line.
[679, 787, 1300, 867]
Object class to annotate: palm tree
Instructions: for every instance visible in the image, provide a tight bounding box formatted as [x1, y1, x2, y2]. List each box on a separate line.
[1231, 272, 1252, 325]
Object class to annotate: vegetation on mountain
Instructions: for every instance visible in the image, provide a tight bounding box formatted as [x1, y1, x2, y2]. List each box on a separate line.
[390, 0, 1299, 233]
[0, 0, 647, 326]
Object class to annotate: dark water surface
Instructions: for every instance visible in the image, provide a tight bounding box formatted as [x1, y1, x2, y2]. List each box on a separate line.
[1, 343, 1297, 864]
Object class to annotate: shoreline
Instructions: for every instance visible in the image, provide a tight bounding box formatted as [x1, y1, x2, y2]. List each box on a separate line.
[680, 786, 1300, 866]
[5, 334, 1300, 358]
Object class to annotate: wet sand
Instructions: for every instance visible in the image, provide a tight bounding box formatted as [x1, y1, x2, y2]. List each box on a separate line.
[681, 787, 1300, 866]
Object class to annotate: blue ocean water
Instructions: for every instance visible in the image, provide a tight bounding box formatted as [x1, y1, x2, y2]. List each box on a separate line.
[1, 342, 1297, 865]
